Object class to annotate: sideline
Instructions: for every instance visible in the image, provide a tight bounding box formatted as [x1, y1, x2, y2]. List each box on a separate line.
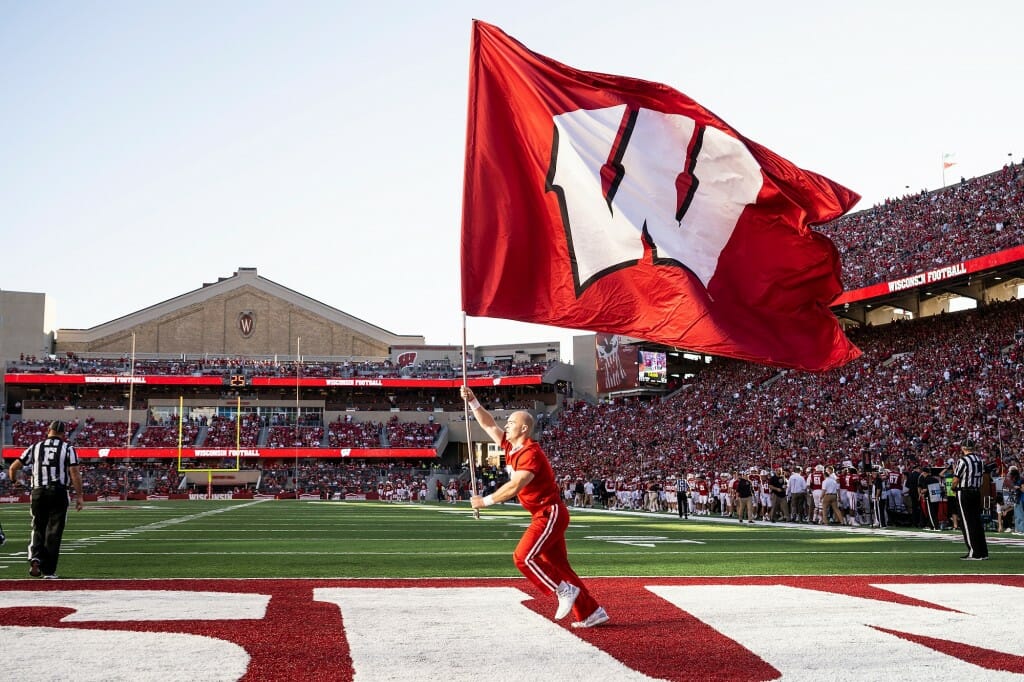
[417, 500, 1024, 547]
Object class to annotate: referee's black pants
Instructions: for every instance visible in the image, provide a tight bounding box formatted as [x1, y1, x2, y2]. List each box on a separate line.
[956, 488, 988, 559]
[29, 485, 70, 575]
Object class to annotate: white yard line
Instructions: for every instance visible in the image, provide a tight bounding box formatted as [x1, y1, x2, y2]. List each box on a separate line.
[0, 500, 271, 571]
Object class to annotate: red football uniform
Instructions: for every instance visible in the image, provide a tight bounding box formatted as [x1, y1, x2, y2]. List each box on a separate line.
[887, 471, 904, 489]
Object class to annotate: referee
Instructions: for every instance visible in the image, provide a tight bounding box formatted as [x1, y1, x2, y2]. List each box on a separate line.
[8, 420, 84, 578]
[953, 439, 989, 560]
[677, 472, 690, 519]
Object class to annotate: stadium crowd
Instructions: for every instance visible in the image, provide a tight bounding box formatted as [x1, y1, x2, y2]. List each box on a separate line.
[0, 458, 461, 500]
[540, 299, 1024, 531]
[0, 460, 181, 498]
[7, 416, 442, 450]
[5, 300, 1022, 530]
[819, 162, 1024, 290]
[4, 164, 1024, 533]
[7, 354, 553, 381]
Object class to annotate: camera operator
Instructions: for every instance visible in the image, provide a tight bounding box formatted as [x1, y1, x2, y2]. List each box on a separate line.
[918, 464, 943, 530]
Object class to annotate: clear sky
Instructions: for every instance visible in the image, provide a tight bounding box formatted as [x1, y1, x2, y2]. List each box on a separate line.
[2, 1, 1022, 362]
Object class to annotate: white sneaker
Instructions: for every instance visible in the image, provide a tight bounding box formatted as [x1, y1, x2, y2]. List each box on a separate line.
[571, 606, 610, 628]
[554, 581, 580, 620]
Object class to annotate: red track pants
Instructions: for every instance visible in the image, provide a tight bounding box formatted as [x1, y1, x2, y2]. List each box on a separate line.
[512, 503, 598, 621]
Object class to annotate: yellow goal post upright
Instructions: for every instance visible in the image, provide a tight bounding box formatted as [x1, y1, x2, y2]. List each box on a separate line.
[176, 395, 243, 499]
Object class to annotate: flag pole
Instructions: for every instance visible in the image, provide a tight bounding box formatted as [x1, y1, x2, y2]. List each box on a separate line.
[462, 311, 481, 519]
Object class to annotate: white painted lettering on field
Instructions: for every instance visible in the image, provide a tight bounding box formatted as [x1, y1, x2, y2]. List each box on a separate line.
[315, 587, 655, 681]
[649, 584, 1023, 680]
[0, 591, 261, 681]
[0, 589, 269, 620]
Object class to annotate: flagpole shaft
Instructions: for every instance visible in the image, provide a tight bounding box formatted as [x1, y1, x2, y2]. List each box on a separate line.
[462, 312, 481, 519]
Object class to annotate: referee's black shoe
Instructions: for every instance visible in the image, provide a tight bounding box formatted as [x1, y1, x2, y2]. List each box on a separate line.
[0, 523, 5, 546]
[29, 560, 41, 577]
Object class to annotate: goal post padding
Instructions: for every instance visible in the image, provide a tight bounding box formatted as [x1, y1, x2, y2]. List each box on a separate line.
[181, 470, 261, 487]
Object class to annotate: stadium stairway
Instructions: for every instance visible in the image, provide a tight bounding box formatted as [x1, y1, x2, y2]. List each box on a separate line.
[434, 424, 449, 454]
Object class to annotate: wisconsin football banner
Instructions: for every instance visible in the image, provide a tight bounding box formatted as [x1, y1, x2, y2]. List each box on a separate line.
[461, 21, 862, 371]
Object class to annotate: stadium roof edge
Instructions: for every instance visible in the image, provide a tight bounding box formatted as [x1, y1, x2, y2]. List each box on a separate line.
[55, 267, 424, 347]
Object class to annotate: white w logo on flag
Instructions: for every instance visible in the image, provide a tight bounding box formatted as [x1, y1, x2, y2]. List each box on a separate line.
[546, 106, 763, 295]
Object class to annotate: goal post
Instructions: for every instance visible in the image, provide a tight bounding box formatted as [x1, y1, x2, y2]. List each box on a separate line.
[176, 396, 246, 498]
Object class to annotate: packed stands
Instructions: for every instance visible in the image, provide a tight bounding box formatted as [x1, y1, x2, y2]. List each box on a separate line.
[385, 418, 440, 448]
[254, 462, 442, 497]
[266, 425, 325, 448]
[73, 419, 140, 447]
[7, 160, 1024, 485]
[327, 419, 382, 448]
[10, 419, 80, 447]
[6, 355, 553, 381]
[500, 362, 551, 376]
[203, 415, 261, 448]
[542, 299, 1024, 483]
[136, 423, 201, 448]
[819, 163, 1024, 290]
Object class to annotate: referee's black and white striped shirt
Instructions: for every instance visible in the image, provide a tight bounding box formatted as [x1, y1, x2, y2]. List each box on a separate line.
[18, 437, 79, 488]
[954, 452, 985, 491]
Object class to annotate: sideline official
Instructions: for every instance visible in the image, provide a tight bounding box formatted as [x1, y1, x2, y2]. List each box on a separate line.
[8, 420, 84, 578]
[953, 439, 988, 560]
[677, 473, 690, 519]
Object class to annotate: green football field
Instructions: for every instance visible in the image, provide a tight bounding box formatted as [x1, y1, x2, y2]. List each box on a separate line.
[1, 499, 1021, 580]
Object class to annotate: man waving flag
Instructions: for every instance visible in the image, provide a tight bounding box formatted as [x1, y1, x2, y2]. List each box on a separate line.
[461, 21, 861, 372]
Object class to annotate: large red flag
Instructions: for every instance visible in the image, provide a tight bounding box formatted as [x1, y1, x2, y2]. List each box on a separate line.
[461, 21, 862, 372]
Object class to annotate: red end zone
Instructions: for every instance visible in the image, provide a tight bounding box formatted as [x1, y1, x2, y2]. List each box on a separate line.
[0, 576, 1021, 681]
